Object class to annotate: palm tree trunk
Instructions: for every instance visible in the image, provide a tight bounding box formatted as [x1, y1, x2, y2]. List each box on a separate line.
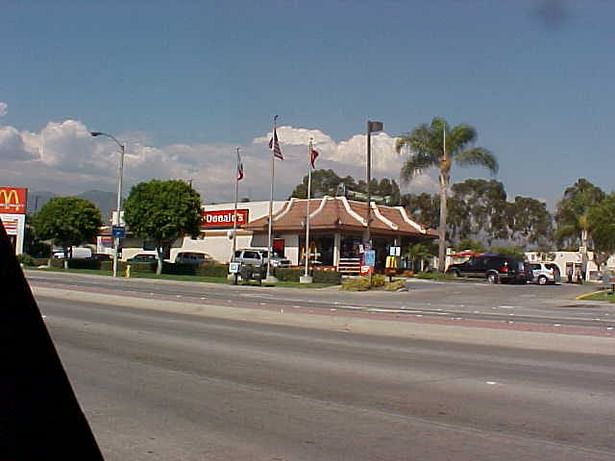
[580, 227, 589, 281]
[437, 171, 448, 272]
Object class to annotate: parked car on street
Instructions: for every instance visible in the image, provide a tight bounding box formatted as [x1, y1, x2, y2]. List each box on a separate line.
[89, 253, 112, 262]
[446, 254, 531, 284]
[529, 262, 561, 285]
[127, 253, 158, 264]
[174, 252, 215, 265]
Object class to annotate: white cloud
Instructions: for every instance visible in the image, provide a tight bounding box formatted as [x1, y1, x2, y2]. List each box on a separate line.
[0, 102, 7, 117]
[0, 119, 437, 202]
[0, 125, 37, 160]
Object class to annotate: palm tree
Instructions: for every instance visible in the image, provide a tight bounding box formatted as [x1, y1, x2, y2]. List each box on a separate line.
[405, 242, 434, 272]
[395, 117, 498, 272]
[555, 178, 605, 276]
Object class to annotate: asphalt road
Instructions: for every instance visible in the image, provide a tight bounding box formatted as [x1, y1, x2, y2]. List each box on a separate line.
[27, 270, 615, 332]
[34, 282, 615, 461]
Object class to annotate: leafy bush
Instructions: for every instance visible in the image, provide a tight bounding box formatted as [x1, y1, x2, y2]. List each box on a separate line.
[274, 267, 302, 282]
[384, 280, 406, 291]
[194, 264, 229, 278]
[341, 277, 372, 291]
[129, 262, 157, 273]
[313, 270, 341, 284]
[67, 258, 101, 270]
[100, 261, 113, 272]
[490, 246, 526, 260]
[33, 258, 50, 267]
[414, 271, 452, 280]
[371, 274, 386, 288]
[49, 258, 64, 268]
[162, 262, 197, 275]
[17, 254, 36, 266]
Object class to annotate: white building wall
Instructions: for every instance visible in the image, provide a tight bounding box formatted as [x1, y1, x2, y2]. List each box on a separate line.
[1, 213, 26, 255]
[282, 233, 299, 265]
[203, 201, 286, 220]
[525, 251, 615, 281]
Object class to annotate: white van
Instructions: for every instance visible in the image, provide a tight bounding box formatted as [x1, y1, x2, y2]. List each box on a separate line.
[53, 247, 92, 259]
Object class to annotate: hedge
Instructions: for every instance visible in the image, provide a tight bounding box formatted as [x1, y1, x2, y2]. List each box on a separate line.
[273, 267, 302, 282]
[313, 270, 342, 284]
[98, 260, 230, 277]
[194, 264, 230, 278]
[341, 274, 386, 291]
[272, 267, 342, 284]
[17, 254, 36, 266]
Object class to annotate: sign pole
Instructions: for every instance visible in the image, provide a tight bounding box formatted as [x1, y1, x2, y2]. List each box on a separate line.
[265, 116, 278, 283]
[113, 143, 125, 279]
[231, 147, 240, 262]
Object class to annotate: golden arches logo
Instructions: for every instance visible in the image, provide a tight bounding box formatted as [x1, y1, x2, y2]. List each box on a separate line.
[0, 189, 19, 206]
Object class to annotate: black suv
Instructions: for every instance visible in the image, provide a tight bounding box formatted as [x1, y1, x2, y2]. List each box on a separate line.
[446, 254, 531, 284]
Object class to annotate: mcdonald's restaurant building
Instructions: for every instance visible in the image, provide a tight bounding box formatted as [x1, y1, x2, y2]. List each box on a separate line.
[0, 186, 27, 255]
[161, 196, 437, 272]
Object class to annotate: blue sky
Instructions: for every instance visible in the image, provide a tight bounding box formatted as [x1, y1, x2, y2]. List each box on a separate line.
[1, 0, 613, 207]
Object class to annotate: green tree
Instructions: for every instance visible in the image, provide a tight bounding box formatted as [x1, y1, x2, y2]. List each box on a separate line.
[449, 179, 508, 245]
[453, 239, 486, 253]
[490, 245, 526, 260]
[290, 169, 400, 205]
[32, 197, 102, 268]
[555, 178, 605, 249]
[396, 117, 498, 271]
[555, 178, 605, 276]
[24, 214, 52, 258]
[290, 169, 344, 199]
[400, 193, 439, 229]
[124, 179, 202, 274]
[588, 193, 615, 269]
[405, 242, 435, 272]
[507, 196, 553, 249]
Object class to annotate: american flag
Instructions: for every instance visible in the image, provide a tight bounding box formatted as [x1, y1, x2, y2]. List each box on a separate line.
[269, 127, 284, 160]
[310, 148, 319, 169]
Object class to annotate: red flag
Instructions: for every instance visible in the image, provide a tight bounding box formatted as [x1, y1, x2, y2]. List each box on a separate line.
[269, 128, 284, 160]
[310, 148, 319, 169]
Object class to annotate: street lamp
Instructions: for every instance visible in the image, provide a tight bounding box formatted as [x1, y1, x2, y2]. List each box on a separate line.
[365, 120, 383, 246]
[90, 131, 126, 278]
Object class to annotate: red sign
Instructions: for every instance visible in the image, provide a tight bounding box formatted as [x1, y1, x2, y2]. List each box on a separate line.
[201, 209, 249, 229]
[0, 187, 27, 214]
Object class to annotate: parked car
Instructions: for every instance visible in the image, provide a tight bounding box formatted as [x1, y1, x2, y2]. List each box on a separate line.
[233, 249, 291, 268]
[446, 254, 531, 284]
[529, 262, 561, 285]
[175, 252, 214, 265]
[127, 253, 158, 264]
[89, 253, 112, 262]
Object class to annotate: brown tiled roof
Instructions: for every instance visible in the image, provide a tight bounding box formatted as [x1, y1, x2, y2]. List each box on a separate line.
[245, 196, 437, 238]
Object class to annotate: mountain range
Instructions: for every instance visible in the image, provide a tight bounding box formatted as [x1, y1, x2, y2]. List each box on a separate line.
[27, 190, 118, 223]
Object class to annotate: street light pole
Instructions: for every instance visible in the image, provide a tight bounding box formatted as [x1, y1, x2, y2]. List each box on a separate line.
[365, 120, 383, 246]
[90, 131, 126, 278]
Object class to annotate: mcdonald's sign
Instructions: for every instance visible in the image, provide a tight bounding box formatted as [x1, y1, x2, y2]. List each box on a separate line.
[0, 187, 27, 214]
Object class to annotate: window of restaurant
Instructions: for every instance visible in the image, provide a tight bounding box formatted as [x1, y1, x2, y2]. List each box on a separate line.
[299, 234, 334, 266]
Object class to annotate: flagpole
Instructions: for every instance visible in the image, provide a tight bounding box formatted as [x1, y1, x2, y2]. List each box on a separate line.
[265, 115, 278, 283]
[302, 138, 313, 283]
[231, 147, 240, 262]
